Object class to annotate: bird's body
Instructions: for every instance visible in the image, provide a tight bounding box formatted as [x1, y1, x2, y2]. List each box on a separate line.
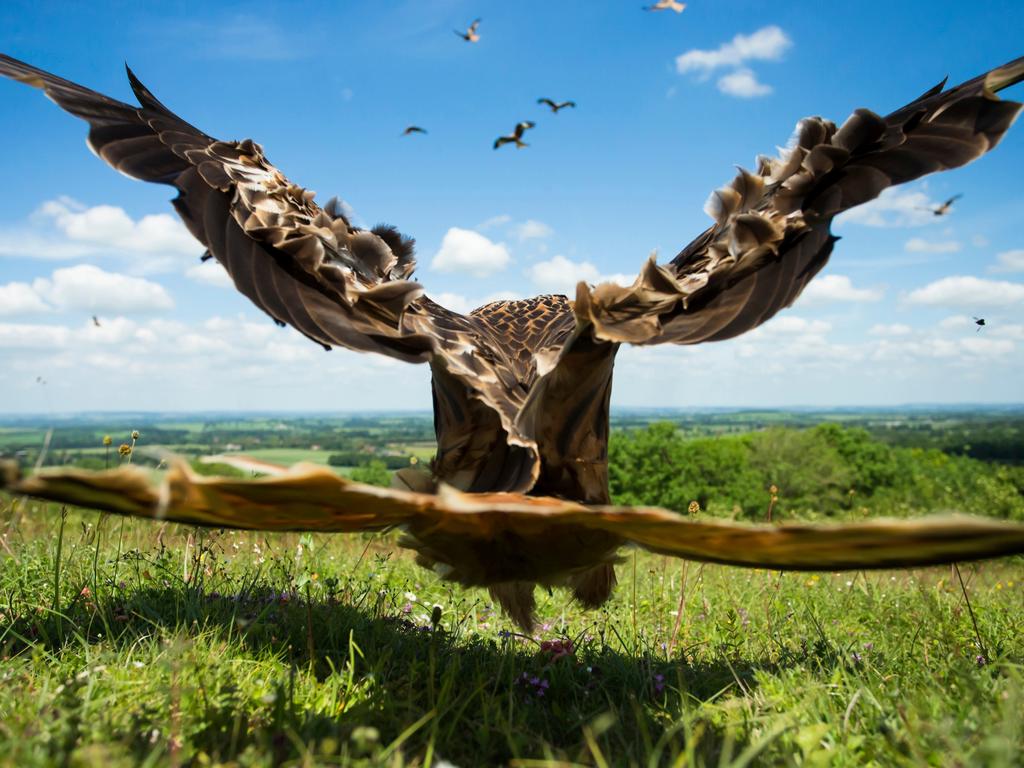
[402, 125, 427, 136]
[494, 121, 535, 149]
[974, 316, 987, 331]
[91, 315, 101, 327]
[538, 98, 576, 113]
[644, 0, 686, 12]
[455, 19, 480, 42]
[2, 52, 1024, 629]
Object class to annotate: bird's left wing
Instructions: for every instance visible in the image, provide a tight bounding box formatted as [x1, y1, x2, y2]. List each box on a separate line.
[0, 54, 441, 362]
[573, 57, 1024, 347]
[6, 461, 1024, 574]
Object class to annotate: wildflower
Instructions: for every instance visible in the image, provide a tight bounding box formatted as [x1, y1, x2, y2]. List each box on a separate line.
[652, 673, 667, 694]
[402, 602, 413, 614]
[130, 430, 140, 440]
[976, 654, 988, 667]
[539, 638, 575, 661]
[687, 501, 700, 514]
[769, 484, 778, 495]
[851, 652, 862, 664]
[102, 435, 112, 446]
[118, 443, 132, 457]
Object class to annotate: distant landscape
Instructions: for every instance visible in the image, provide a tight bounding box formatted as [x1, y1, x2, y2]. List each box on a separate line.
[2, 406, 1022, 520]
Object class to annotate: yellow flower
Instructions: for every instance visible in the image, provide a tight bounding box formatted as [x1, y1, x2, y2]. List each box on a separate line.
[102, 435, 112, 446]
[118, 444, 132, 457]
[687, 501, 700, 514]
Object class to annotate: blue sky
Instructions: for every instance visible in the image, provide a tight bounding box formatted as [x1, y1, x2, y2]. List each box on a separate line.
[1, 0, 1023, 413]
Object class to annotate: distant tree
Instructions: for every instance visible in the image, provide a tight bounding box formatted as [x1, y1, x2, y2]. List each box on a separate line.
[351, 460, 390, 487]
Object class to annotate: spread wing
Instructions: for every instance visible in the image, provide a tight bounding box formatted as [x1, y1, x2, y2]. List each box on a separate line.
[0, 54, 565, 488]
[7, 460, 1024, 574]
[0, 54, 439, 361]
[572, 57, 1024, 346]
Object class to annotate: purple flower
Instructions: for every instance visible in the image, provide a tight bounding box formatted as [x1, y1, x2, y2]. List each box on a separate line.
[402, 602, 413, 614]
[976, 654, 988, 667]
[851, 652, 862, 664]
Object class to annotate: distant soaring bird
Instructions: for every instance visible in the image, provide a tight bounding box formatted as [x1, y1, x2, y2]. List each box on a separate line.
[538, 98, 576, 114]
[3, 53, 1024, 630]
[644, 0, 686, 12]
[402, 126, 427, 136]
[974, 316, 986, 331]
[493, 121, 535, 149]
[455, 18, 481, 43]
[921, 193, 963, 216]
[91, 315, 101, 327]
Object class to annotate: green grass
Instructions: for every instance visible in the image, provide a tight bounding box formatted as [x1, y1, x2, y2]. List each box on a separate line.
[239, 448, 336, 466]
[1, 498, 1022, 767]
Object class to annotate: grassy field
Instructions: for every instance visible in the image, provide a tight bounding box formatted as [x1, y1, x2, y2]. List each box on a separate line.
[1, 496, 1022, 767]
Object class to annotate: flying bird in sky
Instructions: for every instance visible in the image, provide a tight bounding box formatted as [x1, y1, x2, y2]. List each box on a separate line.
[644, 0, 686, 12]
[454, 19, 480, 43]
[493, 121, 535, 149]
[538, 98, 576, 113]
[922, 193, 963, 216]
[974, 316, 986, 331]
[402, 125, 427, 136]
[2, 52, 1024, 629]
[91, 315, 101, 327]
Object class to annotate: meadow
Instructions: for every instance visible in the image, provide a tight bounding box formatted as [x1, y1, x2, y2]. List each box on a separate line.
[1, 412, 1023, 766]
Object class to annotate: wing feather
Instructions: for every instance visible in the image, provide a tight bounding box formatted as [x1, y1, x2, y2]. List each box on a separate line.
[575, 57, 1024, 346]
[7, 461, 1024, 573]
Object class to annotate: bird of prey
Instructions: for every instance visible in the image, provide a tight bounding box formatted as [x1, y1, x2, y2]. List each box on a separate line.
[974, 316, 986, 331]
[91, 315, 101, 327]
[455, 19, 481, 43]
[922, 193, 963, 216]
[402, 126, 427, 136]
[538, 98, 576, 114]
[2, 53, 1024, 630]
[644, 0, 686, 12]
[494, 121, 535, 149]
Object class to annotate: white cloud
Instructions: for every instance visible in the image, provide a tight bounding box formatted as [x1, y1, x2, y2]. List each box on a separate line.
[515, 220, 553, 241]
[675, 26, 791, 75]
[32, 265, 174, 313]
[429, 292, 475, 314]
[0, 197, 200, 271]
[905, 276, 1024, 308]
[904, 237, 961, 254]
[430, 227, 511, 277]
[525, 255, 633, 295]
[752, 315, 831, 337]
[990, 249, 1024, 273]
[717, 68, 772, 98]
[836, 187, 942, 228]
[0, 322, 71, 348]
[798, 275, 884, 305]
[870, 323, 912, 337]
[185, 260, 235, 289]
[0, 282, 50, 316]
[477, 214, 512, 230]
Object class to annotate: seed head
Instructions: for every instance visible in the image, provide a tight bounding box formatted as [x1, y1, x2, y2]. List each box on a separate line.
[769, 484, 779, 495]
[118, 444, 132, 457]
[131, 430, 140, 440]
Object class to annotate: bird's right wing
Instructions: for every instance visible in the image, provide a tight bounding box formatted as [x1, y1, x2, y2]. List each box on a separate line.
[0, 54, 439, 362]
[573, 57, 1024, 347]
